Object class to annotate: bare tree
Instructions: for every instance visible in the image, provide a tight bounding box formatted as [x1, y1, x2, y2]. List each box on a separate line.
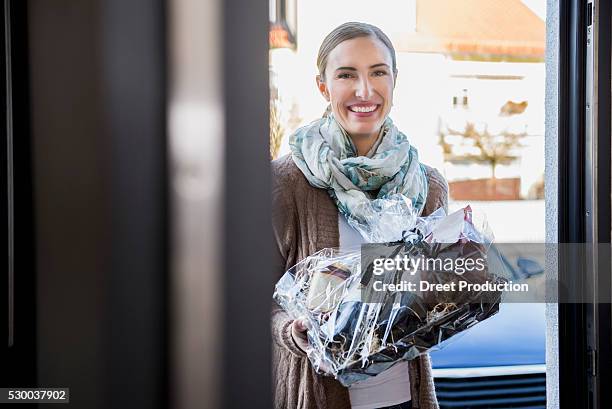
[269, 84, 285, 160]
[439, 122, 526, 179]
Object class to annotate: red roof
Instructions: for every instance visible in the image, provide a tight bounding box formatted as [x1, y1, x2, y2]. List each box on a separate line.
[395, 0, 545, 59]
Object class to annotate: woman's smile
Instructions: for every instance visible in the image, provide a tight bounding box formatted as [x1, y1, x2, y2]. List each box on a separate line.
[347, 103, 380, 115]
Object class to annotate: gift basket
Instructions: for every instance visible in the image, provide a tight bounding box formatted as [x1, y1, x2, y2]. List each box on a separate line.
[273, 198, 509, 386]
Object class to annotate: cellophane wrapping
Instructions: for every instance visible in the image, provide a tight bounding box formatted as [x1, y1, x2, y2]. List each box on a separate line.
[273, 204, 508, 386]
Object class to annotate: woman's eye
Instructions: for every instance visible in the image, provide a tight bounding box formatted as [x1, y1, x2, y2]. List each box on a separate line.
[372, 70, 388, 77]
[337, 73, 354, 79]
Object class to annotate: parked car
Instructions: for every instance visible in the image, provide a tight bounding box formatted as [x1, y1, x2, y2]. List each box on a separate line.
[430, 248, 546, 409]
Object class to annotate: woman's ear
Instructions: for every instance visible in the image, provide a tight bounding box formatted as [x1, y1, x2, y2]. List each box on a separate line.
[316, 75, 330, 102]
[393, 70, 398, 89]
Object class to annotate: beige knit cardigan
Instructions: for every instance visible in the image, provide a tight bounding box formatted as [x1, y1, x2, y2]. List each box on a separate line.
[271, 154, 449, 409]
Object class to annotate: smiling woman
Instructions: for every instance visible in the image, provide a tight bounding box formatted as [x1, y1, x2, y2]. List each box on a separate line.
[272, 22, 448, 409]
[316, 24, 397, 155]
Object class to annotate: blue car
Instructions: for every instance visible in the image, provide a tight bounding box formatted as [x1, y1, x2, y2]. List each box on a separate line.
[430, 302, 546, 408]
[429, 237, 547, 409]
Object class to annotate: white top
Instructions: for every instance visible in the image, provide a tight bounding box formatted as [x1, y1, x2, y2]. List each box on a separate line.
[338, 215, 412, 409]
[348, 363, 412, 409]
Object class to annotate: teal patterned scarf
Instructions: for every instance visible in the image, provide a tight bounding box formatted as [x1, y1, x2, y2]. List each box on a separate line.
[290, 114, 428, 241]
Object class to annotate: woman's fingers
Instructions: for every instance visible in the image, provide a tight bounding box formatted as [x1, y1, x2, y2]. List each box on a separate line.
[317, 360, 333, 375]
[294, 318, 308, 332]
[290, 319, 334, 375]
[291, 318, 310, 353]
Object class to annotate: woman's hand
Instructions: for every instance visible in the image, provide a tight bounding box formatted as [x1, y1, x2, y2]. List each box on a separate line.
[291, 318, 310, 353]
[291, 318, 335, 374]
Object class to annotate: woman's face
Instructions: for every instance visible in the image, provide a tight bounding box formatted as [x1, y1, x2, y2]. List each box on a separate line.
[318, 36, 395, 140]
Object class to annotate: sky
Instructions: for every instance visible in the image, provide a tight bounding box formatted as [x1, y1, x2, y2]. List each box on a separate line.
[521, 0, 547, 21]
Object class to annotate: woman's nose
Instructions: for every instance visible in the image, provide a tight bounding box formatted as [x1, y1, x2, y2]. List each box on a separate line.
[355, 77, 373, 100]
